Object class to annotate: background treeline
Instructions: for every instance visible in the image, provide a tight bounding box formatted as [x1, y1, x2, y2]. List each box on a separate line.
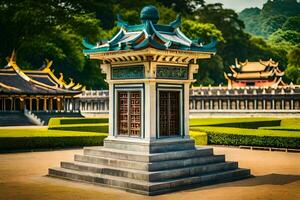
[0, 0, 299, 89]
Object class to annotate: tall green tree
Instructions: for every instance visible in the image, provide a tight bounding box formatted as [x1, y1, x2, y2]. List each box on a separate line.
[285, 46, 300, 84]
[0, 0, 106, 88]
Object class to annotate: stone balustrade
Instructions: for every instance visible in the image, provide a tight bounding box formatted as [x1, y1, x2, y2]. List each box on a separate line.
[75, 85, 300, 116]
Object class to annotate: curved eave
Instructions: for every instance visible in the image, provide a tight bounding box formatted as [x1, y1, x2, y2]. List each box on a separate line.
[83, 43, 216, 54]
[83, 47, 215, 60]
[83, 19, 216, 55]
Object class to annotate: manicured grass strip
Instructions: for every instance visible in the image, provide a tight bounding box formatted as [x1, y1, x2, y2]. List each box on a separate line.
[48, 123, 109, 133]
[190, 131, 207, 145]
[48, 117, 108, 126]
[0, 128, 108, 151]
[189, 118, 281, 128]
[259, 126, 300, 132]
[190, 126, 300, 149]
[0, 128, 106, 137]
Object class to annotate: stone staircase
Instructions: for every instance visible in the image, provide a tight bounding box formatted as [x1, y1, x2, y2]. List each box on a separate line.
[32, 111, 83, 125]
[24, 109, 44, 125]
[49, 138, 251, 195]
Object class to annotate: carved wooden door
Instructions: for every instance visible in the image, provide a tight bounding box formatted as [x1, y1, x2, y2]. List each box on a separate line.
[118, 91, 141, 137]
[159, 91, 180, 137]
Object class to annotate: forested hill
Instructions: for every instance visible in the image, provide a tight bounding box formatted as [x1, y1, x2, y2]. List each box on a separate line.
[238, 0, 300, 85]
[239, 0, 300, 38]
[0, 0, 299, 89]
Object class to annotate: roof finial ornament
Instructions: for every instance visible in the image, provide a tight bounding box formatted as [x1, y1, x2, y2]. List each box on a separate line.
[41, 59, 53, 72]
[140, 5, 159, 24]
[169, 14, 182, 29]
[117, 14, 128, 28]
[6, 49, 17, 67]
[10, 49, 17, 63]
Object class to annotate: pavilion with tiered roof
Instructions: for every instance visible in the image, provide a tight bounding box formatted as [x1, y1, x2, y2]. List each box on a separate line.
[225, 59, 285, 88]
[49, 5, 250, 195]
[0, 51, 84, 112]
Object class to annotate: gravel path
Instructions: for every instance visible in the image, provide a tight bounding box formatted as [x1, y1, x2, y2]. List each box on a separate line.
[0, 147, 299, 200]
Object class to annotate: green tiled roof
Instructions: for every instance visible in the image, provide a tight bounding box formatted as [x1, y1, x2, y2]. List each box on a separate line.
[83, 5, 217, 54]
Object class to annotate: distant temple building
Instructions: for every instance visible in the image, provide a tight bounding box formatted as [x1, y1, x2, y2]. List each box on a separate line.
[0, 52, 83, 125]
[188, 58, 299, 117]
[224, 59, 285, 88]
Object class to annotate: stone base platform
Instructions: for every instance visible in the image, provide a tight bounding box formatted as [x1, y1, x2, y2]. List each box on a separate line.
[48, 138, 251, 195]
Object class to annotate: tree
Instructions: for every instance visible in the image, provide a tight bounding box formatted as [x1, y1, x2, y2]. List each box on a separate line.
[239, 0, 300, 38]
[239, 8, 262, 36]
[268, 29, 300, 48]
[0, 0, 105, 88]
[285, 46, 300, 84]
[261, 15, 287, 37]
[180, 19, 224, 85]
[181, 20, 224, 43]
[282, 16, 300, 32]
[156, 0, 204, 13]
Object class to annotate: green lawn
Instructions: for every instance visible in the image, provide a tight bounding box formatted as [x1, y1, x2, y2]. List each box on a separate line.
[1, 117, 299, 151]
[189, 117, 278, 126]
[259, 126, 300, 132]
[0, 127, 108, 151]
[0, 128, 107, 137]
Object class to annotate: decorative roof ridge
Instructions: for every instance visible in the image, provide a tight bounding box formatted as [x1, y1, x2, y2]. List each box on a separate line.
[83, 5, 216, 54]
[229, 65, 237, 74]
[4, 51, 84, 91]
[169, 14, 182, 29]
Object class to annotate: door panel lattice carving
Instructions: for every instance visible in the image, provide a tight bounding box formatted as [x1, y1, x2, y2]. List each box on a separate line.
[159, 91, 180, 137]
[117, 91, 141, 137]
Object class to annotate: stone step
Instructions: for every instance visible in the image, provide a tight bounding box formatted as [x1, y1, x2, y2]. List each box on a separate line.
[103, 138, 196, 153]
[61, 161, 149, 181]
[149, 168, 251, 195]
[74, 154, 225, 171]
[48, 167, 251, 195]
[61, 160, 238, 181]
[83, 146, 214, 162]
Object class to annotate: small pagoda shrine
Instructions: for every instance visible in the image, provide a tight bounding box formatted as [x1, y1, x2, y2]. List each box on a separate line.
[49, 5, 250, 195]
[225, 58, 285, 88]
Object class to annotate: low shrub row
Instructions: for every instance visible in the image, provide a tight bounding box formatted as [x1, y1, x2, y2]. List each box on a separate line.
[0, 134, 108, 151]
[48, 117, 108, 126]
[190, 126, 300, 149]
[189, 131, 207, 145]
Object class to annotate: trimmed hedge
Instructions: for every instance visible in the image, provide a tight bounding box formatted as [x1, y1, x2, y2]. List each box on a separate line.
[190, 118, 281, 129]
[190, 131, 207, 145]
[48, 117, 108, 126]
[49, 124, 109, 133]
[191, 126, 300, 149]
[0, 135, 107, 151]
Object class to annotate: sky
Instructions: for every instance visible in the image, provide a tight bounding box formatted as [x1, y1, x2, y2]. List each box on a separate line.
[204, 0, 269, 11]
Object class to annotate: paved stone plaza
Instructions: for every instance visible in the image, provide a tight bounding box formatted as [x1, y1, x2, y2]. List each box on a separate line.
[0, 147, 299, 200]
